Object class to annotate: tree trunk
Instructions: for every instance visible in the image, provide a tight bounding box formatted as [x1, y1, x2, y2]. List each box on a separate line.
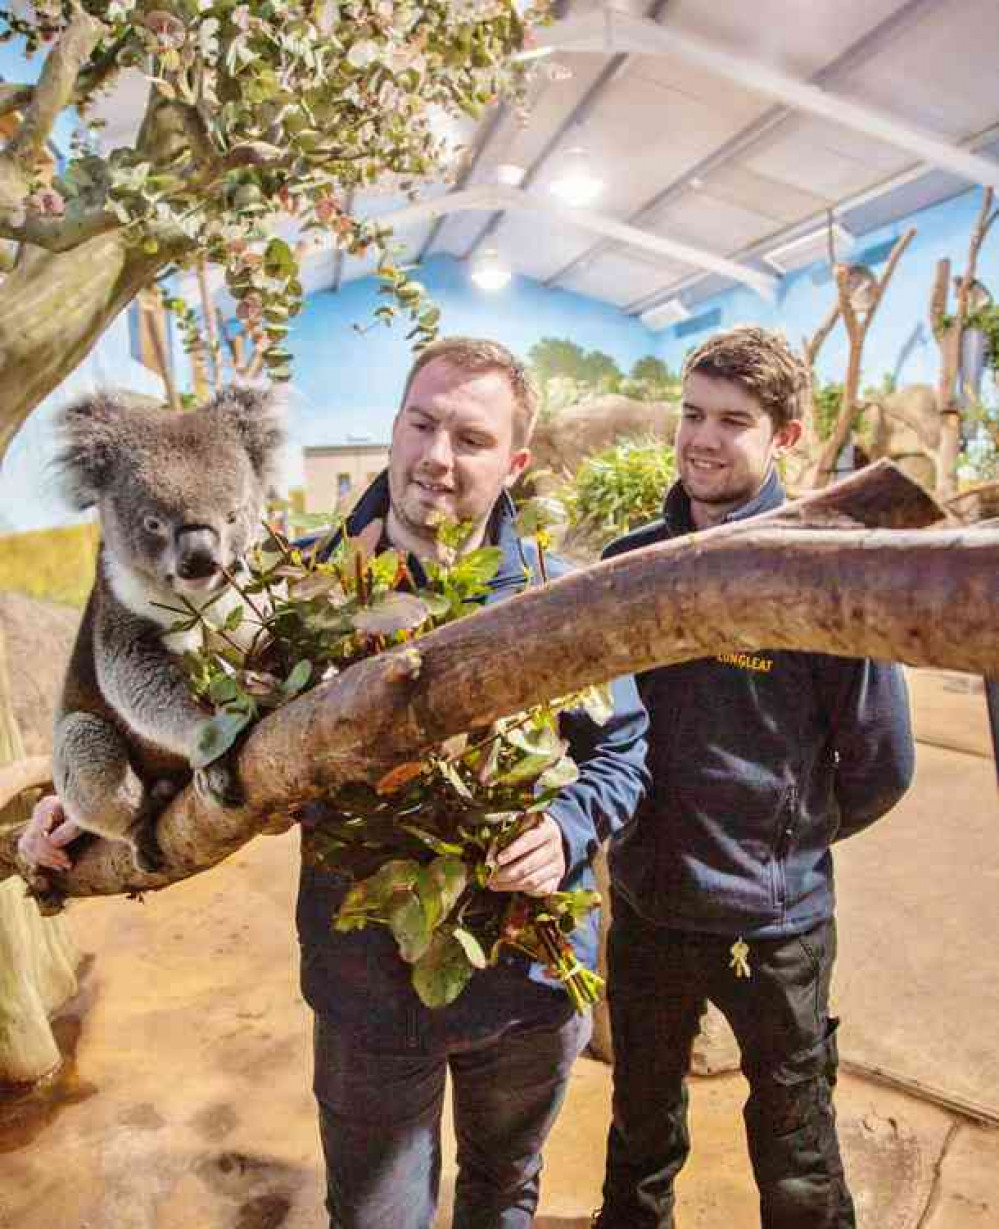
[0, 621, 80, 1085]
[0, 231, 174, 456]
[1, 464, 994, 905]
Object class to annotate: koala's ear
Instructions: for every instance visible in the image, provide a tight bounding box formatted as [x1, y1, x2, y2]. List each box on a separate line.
[210, 384, 287, 491]
[53, 393, 128, 509]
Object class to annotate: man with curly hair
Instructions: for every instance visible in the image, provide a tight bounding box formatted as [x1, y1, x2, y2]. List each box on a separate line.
[594, 325, 915, 1229]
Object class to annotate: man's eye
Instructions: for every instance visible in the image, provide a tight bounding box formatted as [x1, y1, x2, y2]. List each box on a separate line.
[142, 514, 165, 535]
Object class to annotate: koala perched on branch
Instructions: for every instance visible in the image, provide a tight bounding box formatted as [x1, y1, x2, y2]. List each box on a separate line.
[53, 385, 285, 873]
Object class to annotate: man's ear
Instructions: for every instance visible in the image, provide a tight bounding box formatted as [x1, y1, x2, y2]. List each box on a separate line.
[503, 447, 532, 488]
[774, 420, 803, 454]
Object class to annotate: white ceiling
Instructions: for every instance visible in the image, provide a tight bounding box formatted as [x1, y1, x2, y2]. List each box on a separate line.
[85, 0, 999, 318]
[344, 0, 999, 319]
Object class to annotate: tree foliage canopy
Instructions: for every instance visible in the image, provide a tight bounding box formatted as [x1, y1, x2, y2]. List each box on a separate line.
[0, 1, 542, 447]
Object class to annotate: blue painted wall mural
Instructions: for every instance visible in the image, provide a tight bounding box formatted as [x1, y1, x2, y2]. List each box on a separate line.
[2, 184, 996, 535]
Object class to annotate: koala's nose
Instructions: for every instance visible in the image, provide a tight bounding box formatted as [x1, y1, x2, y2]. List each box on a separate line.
[175, 526, 221, 580]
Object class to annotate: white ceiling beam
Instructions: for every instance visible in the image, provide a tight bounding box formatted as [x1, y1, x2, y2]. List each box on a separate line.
[628, 120, 999, 315]
[529, 5, 999, 192]
[374, 186, 779, 301]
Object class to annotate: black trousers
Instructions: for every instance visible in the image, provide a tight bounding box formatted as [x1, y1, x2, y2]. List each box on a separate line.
[599, 893, 856, 1229]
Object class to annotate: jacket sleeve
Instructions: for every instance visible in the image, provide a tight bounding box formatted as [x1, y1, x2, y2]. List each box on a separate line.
[543, 673, 650, 883]
[814, 656, 915, 842]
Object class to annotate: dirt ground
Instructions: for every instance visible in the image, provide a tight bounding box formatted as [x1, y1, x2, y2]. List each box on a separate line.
[1, 671, 997, 1228]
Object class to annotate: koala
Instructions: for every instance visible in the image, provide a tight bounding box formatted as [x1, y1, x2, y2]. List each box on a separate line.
[53, 384, 285, 873]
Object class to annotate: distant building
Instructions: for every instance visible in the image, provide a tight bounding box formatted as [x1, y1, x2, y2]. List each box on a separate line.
[303, 438, 389, 515]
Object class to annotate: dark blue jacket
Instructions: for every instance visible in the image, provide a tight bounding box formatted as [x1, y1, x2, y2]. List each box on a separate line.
[602, 469, 914, 939]
[296, 472, 649, 1010]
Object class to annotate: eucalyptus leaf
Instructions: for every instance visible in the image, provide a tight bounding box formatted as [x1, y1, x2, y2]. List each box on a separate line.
[353, 592, 430, 636]
[282, 659, 313, 697]
[191, 709, 253, 769]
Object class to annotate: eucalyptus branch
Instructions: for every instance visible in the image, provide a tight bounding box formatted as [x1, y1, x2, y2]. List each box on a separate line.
[5, 3, 105, 166]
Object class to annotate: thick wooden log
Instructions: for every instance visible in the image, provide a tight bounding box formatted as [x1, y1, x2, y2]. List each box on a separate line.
[1, 464, 993, 901]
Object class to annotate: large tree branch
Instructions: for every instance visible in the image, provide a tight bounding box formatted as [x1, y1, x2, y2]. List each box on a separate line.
[0, 226, 190, 459]
[3, 4, 105, 167]
[4, 464, 994, 902]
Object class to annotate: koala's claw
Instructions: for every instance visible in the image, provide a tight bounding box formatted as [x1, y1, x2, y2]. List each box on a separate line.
[194, 757, 244, 809]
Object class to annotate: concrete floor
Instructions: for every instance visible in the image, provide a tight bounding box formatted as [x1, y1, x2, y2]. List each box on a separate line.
[1, 670, 997, 1228]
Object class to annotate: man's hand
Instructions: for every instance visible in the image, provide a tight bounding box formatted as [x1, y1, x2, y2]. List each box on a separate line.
[18, 795, 82, 872]
[488, 814, 566, 897]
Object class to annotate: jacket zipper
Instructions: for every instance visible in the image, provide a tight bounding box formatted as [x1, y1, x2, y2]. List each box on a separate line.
[772, 784, 798, 910]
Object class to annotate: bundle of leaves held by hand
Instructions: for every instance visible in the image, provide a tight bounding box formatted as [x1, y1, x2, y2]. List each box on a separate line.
[174, 511, 609, 1012]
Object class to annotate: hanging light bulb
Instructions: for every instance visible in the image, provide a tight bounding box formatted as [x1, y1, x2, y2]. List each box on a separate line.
[470, 247, 512, 291]
[550, 145, 604, 208]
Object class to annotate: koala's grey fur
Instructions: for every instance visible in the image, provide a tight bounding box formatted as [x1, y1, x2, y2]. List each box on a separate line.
[53, 384, 285, 872]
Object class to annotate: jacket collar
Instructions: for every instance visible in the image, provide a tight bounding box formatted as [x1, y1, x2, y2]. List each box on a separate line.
[662, 465, 784, 537]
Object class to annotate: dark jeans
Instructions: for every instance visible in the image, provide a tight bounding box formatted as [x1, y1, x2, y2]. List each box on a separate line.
[311, 954, 591, 1229]
[599, 893, 855, 1229]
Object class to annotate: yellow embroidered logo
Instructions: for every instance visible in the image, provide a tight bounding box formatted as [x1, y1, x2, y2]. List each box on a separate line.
[716, 652, 774, 673]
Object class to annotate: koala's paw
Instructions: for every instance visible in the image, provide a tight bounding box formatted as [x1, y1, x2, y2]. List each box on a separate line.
[194, 755, 244, 809]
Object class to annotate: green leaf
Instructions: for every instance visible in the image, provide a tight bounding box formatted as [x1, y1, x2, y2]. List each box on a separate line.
[452, 926, 488, 970]
[428, 855, 467, 916]
[191, 709, 253, 769]
[492, 750, 564, 787]
[514, 497, 568, 537]
[537, 755, 580, 791]
[282, 659, 313, 698]
[416, 589, 452, 618]
[411, 929, 476, 1008]
[451, 546, 502, 589]
[208, 675, 240, 705]
[338, 858, 420, 918]
[389, 892, 432, 963]
[353, 592, 430, 636]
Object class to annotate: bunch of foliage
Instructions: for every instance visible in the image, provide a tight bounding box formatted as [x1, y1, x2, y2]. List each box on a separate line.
[0, 1, 545, 376]
[169, 513, 609, 1012]
[561, 436, 675, 546]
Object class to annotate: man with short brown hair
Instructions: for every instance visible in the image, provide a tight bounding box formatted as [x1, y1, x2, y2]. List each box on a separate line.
[23, 337, 649, 1229]
[595, 325, 914, 1229]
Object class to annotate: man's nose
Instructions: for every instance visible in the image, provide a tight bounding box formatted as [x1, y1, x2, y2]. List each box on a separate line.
[687, 420, 722, 449]
[423, 429, 453, 470]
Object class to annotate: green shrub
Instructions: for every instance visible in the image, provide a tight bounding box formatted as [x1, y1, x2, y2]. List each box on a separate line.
[563, 437, 675, 546]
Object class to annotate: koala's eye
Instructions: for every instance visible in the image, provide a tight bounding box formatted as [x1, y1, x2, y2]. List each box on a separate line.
[142, 514, 165, 535]
[226, 510, 239, 525]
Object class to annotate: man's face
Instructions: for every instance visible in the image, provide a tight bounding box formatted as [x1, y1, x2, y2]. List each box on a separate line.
[676, 370, 801, 527]
[387, 359, 530, 550]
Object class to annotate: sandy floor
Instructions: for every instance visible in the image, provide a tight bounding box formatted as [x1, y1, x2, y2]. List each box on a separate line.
[1, 673, 997, 1228]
